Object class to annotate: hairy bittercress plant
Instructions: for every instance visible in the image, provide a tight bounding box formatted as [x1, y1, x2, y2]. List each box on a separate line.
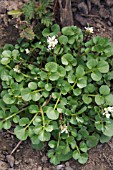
[1, 24, 113, 165]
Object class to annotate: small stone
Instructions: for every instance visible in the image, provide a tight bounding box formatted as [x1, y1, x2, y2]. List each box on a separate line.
[41, 156, 48, 163]
[0, 161, 8, 170]
[65, 167, 74, 170]
[57, 164, 65, 170]
[78, 2, 88, 14]
[65, 162, 70, 167]
[6, 155, 15, 168]
[38, 166, 42, 170]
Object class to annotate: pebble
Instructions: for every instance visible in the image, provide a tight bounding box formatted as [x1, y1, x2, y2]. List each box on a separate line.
[65, 167, 74, 170]
[6, 155, 15, 168]
[37, 166, 42, 170]
[0, 161, 8, 170]
[105, 0, 113, 6]
[41, 155, 48, 163]
[57, 164, 65, 170]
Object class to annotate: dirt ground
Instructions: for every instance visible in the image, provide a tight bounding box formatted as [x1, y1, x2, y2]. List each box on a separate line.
[1, 0, 113, 170]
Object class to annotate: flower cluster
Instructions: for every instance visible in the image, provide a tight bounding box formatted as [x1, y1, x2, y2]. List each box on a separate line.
[60, 124, 68, 133]
[47, 35, 58, 50]
[103, 107, 113, 118]
[85, 26, 94, 34]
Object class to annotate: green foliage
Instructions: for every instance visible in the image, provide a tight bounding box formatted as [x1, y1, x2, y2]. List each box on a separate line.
[8, 0, 54, 40]
[1, 24, 113, 165]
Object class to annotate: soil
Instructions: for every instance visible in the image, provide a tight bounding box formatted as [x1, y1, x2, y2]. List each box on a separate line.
[1, 0, 113, 170]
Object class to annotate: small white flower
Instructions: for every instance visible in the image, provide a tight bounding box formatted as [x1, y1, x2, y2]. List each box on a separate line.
[13, 65, 20, 73]
[25, 48, 30, 54]
[106, 113, 110, 119]
[60, 124, 68, 134]
[108, 107, 113, 113]
[85, 27, 94, 34]
[47, 36, 58, 50]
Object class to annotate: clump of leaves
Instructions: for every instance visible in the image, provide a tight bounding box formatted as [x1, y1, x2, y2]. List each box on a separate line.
[8, 0, 54, 40]
[1, 24, 113, 165]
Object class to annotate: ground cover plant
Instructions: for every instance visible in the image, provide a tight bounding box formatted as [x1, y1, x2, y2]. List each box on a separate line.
[1, 24, 113, 165]
[1, 0, 113, 166]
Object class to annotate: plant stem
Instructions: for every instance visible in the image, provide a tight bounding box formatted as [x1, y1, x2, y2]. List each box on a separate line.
[25, 111, 39, 130]
[3, 107, 28, 122]
[57, 132, 61, 148]
[72, 79, 77, 89]
[40, 107, 45, 126]
[54, 92, 62, 110]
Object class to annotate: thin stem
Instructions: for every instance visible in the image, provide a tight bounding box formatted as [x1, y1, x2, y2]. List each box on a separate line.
[25, 111, 39, 130]
[2, 107, 28, 122]
[54, 92, 62, 110]
[40, 107, 45, 126]
[72, 79, 77, 89]
[57, 132, 61, 148]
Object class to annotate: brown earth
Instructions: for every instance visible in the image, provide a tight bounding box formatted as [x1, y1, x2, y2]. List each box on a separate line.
[1, 0, 113, 170]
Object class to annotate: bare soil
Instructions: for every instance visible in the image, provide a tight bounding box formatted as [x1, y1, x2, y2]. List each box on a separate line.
[1, 0, 113, 170]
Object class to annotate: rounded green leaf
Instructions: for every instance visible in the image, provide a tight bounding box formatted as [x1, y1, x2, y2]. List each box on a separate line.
[45, 83, 52, 91]
[2, 50, 11, 58]
[105, 94, 113, 106]
[78, 153, 88, 164]
[29, 105, 39, 114]
[45, 62, 58, 72]
[95, 95, 104, 105]
[73, 150, 80, 160]
[91, 71, 102, 81]
[99, 85, 110, 95]
[3, 94, 15, 104]
[80, 142, 88, 152]
[86, 59, 97, 69]
[61, 53, 73, 65]
[76, 65, 85, 78]
[14, 126, 28, 141]
[19, 118, 29, 126]
[1, 58, 10, 65]
[97, 60, 109, 73]
[21, 88, 31, 101]
[46, 107, 59, 120]
[59, 35, 68, 45]
[77, 76, 87, 88]
[82, 94, 92, 104]
[73, 88, 81, 96]
[28, 82, 37, 90]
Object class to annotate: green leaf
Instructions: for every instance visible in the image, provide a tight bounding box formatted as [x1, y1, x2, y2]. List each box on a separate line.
[14, 126, 28, 141]
[31, 135, 40, 145]
[62, 26, 75, 35]
[3, 120, 11, 130]
[42, 28, 50, 37]
[73, 150, 80, 160]
[78, 153, 88, 164]
[12, 49, 19, 58]
[51, 24, 60, 34]
[38, 130, 50, 141]
[19, 118, 29, 126]
[46, 107, 59, 120]
[91, 71, 102, 81]
[86, 59, 98, 69]
[3, 94, 15, 104]
[29, 105, 39, 114]
[80, 142, 88, 153]
[105, 94, 113, 106]
[2, 50, 11, 58]
[103, 120, 113, 137]
[77, 76, 87, 88]
[73, 88, 81, 96]
[21, 88, 31, 101]
[20, 27, 35, 40]
[49, 72, 59, 81]
[68, 72, 75, 83]
[1, 58, 10, 65]
[95, 95, 104, 105]
[61, 53, 73, 65]
[97, 60, 109, 73]
[99, 85, 110, 95]
[28, 82, 37, 90]
[48, 140, 57, 148]
[86, 135, 99, 148]
[100, 134, 111, 143]
[45, 83, 52, 91]
[31, 92, 41, 101]
[59, 35, 68, 45]
[82, 94, 92, 104]
[8, 10, 23, 16]
[76, 65, 85, 78]
[10, 105, 18, 113]
[45, 62, 58, 72]
[45, 125, 53, 132]
[57, 65, 66, 77]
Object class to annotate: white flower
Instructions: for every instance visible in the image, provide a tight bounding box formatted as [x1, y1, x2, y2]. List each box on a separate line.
[25, 49, 30, 54]
[85, 27, 94, 34]
[108, 107, 113, 113]
[13, 65, 21, 73]
[106, 113, 110, 119]
[60, 124, 68, 133]
[47, 36, 58, 50]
